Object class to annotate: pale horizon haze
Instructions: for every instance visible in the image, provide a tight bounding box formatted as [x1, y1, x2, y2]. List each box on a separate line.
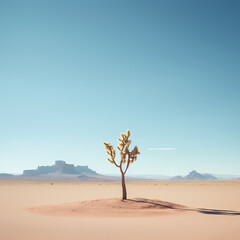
[0, 0, 240, 176]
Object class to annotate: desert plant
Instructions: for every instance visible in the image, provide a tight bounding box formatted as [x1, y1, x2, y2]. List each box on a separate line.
[103, 130, 140, 200]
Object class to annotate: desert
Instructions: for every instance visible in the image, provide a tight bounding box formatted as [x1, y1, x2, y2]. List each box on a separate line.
[1, 1, 240, 240]
[1, 181, 240, 240]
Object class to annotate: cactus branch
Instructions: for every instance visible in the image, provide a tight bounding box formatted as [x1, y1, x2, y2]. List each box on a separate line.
[123, 153, 130, 174]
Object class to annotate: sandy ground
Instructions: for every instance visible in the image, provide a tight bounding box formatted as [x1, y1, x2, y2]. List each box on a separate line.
[1, 181, 240, 240]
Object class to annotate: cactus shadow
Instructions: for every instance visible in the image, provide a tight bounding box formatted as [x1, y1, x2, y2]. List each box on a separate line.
[195, 208, 240, 215]
[127, 199, 240, 216]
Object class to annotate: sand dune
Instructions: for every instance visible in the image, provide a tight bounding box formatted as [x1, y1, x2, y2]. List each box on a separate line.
[27, 198, 186, 217]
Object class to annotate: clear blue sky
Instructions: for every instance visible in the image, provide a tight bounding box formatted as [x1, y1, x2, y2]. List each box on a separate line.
[0, 0, 239, 176]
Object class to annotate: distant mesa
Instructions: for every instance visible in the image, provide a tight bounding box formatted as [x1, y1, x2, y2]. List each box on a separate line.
[23, 160, 98, 177]
[0, 160, 123, 182]
[171, 170, 217, 180]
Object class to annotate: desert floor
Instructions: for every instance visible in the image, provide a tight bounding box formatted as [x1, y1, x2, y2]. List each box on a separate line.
[1, 181, 240, 240]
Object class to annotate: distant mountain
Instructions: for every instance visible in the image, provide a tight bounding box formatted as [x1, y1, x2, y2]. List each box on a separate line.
[171, 170, 217, 180]
[3, 164, 237, 182]
[0, 173, 14, 177]
[23, 160, 98, 177]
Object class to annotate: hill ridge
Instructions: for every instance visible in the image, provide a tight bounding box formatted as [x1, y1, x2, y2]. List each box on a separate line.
[171, 170, 217, 180]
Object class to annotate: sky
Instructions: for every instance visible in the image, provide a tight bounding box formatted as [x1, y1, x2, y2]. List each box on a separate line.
[0, 0, 240, 176]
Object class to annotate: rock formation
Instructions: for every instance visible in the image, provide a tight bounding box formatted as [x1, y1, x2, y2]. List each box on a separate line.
[171, 170, 217, 180]
[23, 160, 98, 176]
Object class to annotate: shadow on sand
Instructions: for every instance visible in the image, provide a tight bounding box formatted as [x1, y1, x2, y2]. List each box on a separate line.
[128, 199, 240, 216]
[196, 208, 240, 216]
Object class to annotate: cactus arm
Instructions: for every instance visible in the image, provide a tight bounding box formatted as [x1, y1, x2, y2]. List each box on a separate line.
[113, 159, 120, 168]
[123, 153, 131, 174]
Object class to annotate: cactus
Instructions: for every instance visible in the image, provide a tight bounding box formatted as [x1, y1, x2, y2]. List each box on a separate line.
[103, 130, 140, 200]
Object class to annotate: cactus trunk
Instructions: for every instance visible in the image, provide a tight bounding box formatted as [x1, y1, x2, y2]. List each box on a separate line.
[121, 172, 127, 200]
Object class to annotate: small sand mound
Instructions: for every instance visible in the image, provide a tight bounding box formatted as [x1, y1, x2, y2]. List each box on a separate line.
[27, 198, 187, 218]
